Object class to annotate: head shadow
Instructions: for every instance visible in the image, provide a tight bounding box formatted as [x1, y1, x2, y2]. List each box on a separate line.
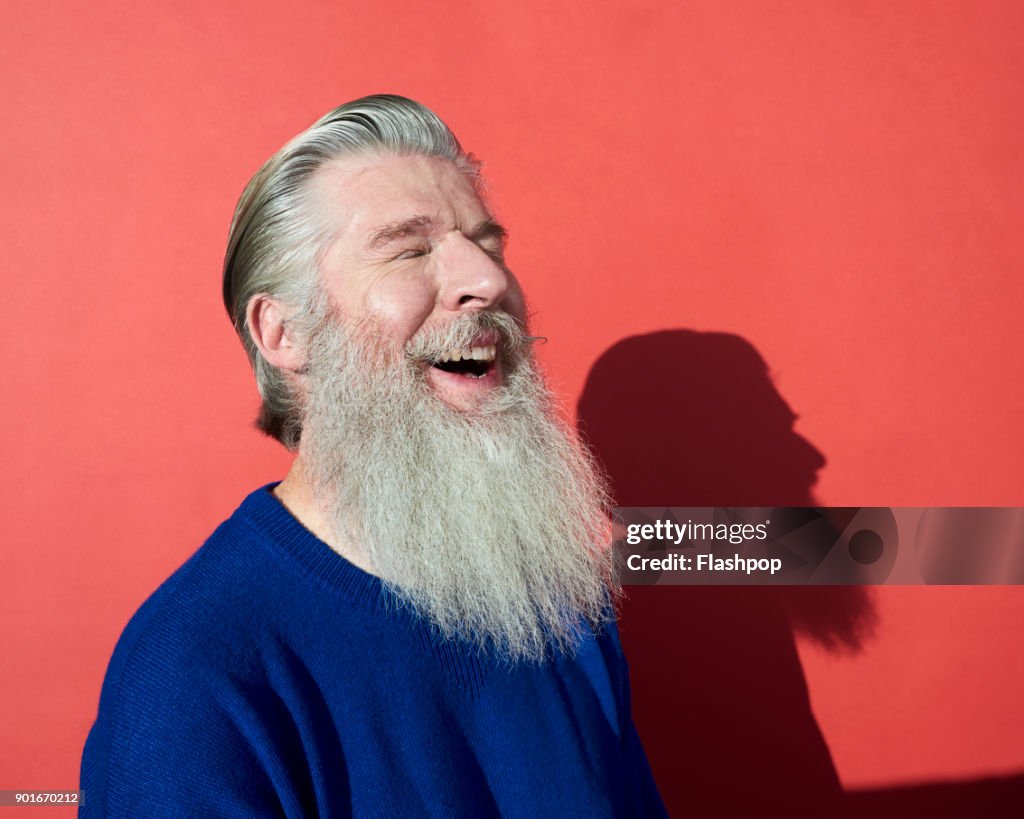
[577, 329, 876, 815]
[578, 328, 825, 507]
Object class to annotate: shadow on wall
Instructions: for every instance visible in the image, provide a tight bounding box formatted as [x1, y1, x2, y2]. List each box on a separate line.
[577, 329, 873, 817]
[578, 330, 1024, 816]
[848, 774, 1024, 818]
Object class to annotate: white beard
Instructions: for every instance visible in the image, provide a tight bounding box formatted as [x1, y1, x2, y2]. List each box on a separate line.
[300, 308, 616, 662]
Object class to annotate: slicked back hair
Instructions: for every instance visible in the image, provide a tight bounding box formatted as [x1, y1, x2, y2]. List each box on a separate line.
[222, 94, 480, 449]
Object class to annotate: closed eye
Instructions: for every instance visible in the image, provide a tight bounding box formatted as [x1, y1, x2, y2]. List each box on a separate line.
[475, 237, 507, 262]
[394, 246, 431, 261]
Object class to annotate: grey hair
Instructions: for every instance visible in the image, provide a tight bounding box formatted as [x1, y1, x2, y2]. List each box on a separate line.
[222, 94, 480, 449]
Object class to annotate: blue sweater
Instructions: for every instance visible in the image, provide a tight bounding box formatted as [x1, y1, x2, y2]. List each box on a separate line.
[80, 486, 665, 818]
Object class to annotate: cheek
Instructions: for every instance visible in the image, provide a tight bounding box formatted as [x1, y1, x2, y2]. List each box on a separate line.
[502, 275, 529, 324]
[363, 276, 437, 341]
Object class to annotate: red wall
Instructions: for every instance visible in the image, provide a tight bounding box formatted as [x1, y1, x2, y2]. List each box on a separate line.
[3, 0, 1022, 806]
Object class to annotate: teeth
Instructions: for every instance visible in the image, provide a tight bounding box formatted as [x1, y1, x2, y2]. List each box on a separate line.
[436, 345, 497, 364]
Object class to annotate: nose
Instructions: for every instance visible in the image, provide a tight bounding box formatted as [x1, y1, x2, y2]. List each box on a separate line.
[435, 231, 511, 311]
[795, 432, 827, 472]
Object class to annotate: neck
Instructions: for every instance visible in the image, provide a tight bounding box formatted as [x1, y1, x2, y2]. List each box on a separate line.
[274, 456, 377, 575]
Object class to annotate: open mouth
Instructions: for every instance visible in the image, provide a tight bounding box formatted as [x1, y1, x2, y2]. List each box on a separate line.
[431, 344, 497, 379]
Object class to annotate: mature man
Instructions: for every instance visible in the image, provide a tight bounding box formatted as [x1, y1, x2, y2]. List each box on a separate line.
[80, 95, 664, 817]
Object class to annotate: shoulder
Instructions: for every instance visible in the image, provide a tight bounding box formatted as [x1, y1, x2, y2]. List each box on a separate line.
[81, 493, 306, 816]
[105, 512, 272, 682]
[92, 498, 282, 727]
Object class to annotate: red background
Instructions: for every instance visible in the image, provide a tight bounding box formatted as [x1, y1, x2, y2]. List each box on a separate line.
[3, 0, 1023, 811]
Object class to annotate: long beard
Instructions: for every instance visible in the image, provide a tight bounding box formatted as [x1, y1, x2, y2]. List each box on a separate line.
[301, 309, 616, 662]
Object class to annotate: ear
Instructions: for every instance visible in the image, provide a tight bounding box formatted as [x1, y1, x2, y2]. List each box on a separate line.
[246, 294, 307, 373]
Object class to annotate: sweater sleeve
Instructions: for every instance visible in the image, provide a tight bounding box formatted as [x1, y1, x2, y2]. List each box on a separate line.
[80, 632, 304, 819]
[78, 555, 326, 819]
[604, 622, 669, 819]
[622, 701, 668, 819]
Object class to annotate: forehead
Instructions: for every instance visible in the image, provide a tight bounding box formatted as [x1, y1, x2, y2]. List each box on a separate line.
[308, 153, 490, 248]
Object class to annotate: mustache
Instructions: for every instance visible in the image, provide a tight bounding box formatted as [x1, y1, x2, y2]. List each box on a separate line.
[404, 311, 543, 363]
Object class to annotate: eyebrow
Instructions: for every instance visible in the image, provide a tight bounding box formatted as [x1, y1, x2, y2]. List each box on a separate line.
[468, 218, 508, 245]
[366, 215, 508, 251]
[366, 215, 435, 250]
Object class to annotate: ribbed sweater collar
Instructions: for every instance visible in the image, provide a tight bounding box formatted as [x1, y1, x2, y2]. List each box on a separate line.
[235, 483, 389, 610]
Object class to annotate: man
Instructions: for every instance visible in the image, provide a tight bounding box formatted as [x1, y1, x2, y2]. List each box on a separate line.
[80, 95, 665, 818]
